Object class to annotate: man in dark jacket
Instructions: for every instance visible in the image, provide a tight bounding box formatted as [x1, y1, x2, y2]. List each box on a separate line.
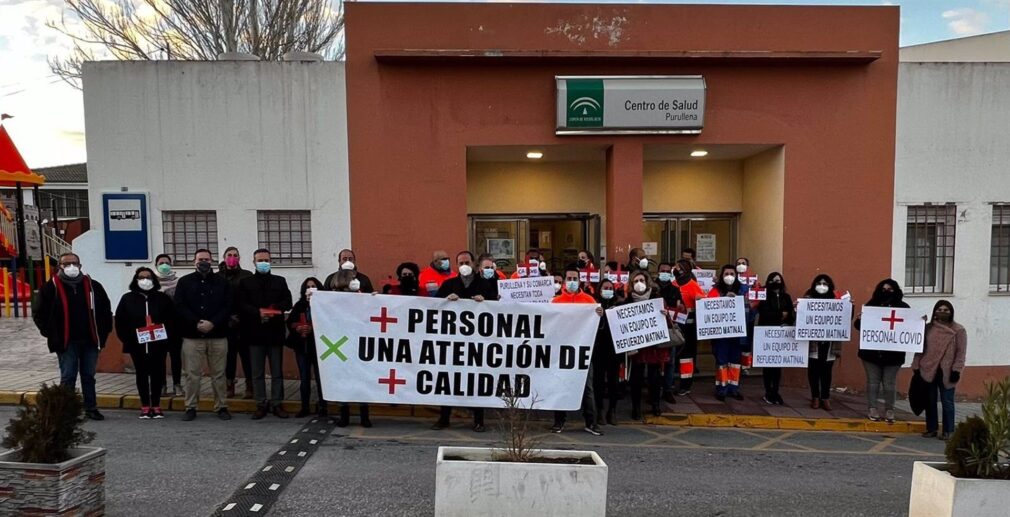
[238, 248, 293, 419]
[323, 248, 374, 293]
[432, 250, 498, 432]
[33, 253, 113, 420]
[174, 248, 232, 421]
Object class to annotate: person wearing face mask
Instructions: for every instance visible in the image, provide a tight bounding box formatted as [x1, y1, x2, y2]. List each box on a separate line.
[287, 277, 327, 418]
[418, 249, 454, 296]
[478, 253, 507, 280]
[552, 273, 564, 296]
[735, 258, 760, 371]
[511, 249, 549, 278]
[626, 271, 672, 419]
[384, 262, 422, 295]
[115, 267, 176, 419]
[477, 256, 501, 288]
[551, 265, 606, 435]
[708, 265, 748, 401]
[912, 300, 966, 440]
[331, 270, 373, 427]
[237, 249, 293, 420]
[324, 249, 376, 294]
[655, 262, 685, 403]
[672, 259, 705, 396]
[577, 250, 597, 273]
[627, 248, 650, 273]
[34, 252, 113, 421]
[155, 254, 184, 396]
[804, 274, 844, 411]
[219, 246, 254, 400]
[592, 278, 625, 425]
[432, 251, 498, 432]
[175, 249, 232, 421]
[755, 272, 795, 405]
[854, 279, 910, 423]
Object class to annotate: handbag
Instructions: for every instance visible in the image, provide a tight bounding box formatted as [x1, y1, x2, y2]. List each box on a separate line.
[657, 322, 686, 349]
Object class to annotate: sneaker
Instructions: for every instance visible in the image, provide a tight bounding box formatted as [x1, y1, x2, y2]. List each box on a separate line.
[868, 407, 880, 421]
[884, 409, 895, 423]
[85, 409, 105, 421]
[217, 408, 232, 421]
[471, 424, 485, 433]
[774, 395, 786, 406]
[584, 425, 603, 436]
[550, 423, 565, 434]
[921, 431, 938, 438]
[676, 388, 692, 397]
[139, 408, 151, 419]
[605, 409, 617, 426]
[182, 408, 197, 421]
[762, 396, 774, 405]
[939, 432, 951, 441]
[173, 384, 183, 396]
[151, 408, 165, 419]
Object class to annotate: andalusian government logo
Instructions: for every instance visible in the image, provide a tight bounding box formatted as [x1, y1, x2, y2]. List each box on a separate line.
[566, 79, 604, 127]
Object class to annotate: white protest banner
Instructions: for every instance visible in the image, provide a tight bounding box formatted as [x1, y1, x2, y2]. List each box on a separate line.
[795, 298, 852, 341]
[605, 298, 670, 354]
[497, 277, 555, 304]
[753, 326, 808, 368]
[695, 296, 747, 339]
[310, 292, 599, 410]
[859, 306, 926, 353]
[693, 269, 716, 293]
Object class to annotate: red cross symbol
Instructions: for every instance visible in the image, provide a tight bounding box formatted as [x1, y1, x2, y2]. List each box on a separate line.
[378, 368, 407, 395]
[369, 307, 398, 332]
[881, 309, 905, 330]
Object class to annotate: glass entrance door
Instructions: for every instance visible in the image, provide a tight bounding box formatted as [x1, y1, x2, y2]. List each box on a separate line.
[470, 215, 599, 274]
[642, 214, 739, 269]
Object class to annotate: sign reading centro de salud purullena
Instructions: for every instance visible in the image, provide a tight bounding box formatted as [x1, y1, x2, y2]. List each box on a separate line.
[556, 76, 706, 134]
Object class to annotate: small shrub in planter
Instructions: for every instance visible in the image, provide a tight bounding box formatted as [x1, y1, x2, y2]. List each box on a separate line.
[3, 383, 95, 463]
[944, 378, 1010, 479]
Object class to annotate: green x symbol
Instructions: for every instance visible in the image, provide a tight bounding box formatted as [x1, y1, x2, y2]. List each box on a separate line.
[320, 335, 348, 362]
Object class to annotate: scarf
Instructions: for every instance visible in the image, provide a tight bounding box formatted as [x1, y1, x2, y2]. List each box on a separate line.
[631, 289, 652, 302]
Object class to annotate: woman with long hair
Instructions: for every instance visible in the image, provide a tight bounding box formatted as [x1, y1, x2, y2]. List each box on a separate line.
[707, 264, 747, 401]
[856, 279, 909, 423]
[286, 277, 326, 418]
[804, 274, 844, 410]
[755, 272, 795, 405]
[912, 300, 967, 440]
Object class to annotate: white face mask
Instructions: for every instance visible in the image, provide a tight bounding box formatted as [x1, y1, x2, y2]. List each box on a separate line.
[736, 264, 748, 274]
[638, 258, 649, 270]
[815, 284, 830, 295]
[458, 265, 473, 277]
[554, 282, 562, 293]
[633, 281, 647, 294]
[340, 260, 355, 271]
[723, 275, 736, 286]
[349, 279, 361, 291]
[539, 261, 547, 271]
[137, 278, 154, 291]
[62, 265, 80, 278]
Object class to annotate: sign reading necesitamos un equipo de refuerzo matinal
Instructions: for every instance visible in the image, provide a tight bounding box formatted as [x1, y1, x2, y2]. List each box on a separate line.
[556, 76, 706, 134]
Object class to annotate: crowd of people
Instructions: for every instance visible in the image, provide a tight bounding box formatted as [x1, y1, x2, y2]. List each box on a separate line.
[32, 246, 967, 440]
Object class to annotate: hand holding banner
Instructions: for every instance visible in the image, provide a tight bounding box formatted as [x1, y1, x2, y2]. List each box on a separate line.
[858, 306, 926, 353]
[605, 298, 669, 353]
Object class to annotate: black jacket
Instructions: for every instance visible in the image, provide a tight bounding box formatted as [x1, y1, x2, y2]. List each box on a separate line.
[757, 290, 796, 326]
[33, 275, 113, 353]
[237, 272, 293, 347]
[174, 271, 231, 339]
[856, 300, 911, 366]
[114, 290, 178, 354]
[436, 275, 498, 300]
[323, 270, 375, 293]
[219, 266, 253, 317]
[285, 299, 315, 355]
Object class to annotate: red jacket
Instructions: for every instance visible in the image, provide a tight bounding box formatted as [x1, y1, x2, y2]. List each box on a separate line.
[418, 266, 453, 297]
[551, 290, 596, 304]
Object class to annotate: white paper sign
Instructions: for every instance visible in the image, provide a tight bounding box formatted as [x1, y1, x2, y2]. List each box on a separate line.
[497, 277, 555, 304]
[643, 242, 658, 256]
[858, 306, 926, 353]
[696, 234, 716, 262]
[693, 269, 716, 292]
[695, 296, 747, 339]
[136, 324, 167, 343]
[310, 292, 600, 410]
[753, 326, 808, 368]
[795, 298, 852, 341]
[741, 275, 759, 287]
[747, 287, 767, 301]
[606, 298, 670, 353]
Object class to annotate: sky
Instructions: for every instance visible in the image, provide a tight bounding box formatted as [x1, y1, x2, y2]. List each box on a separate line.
[0, 0, 1008, 169]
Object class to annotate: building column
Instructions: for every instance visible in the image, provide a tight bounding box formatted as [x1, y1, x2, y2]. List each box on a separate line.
[605, 142, 644, 264]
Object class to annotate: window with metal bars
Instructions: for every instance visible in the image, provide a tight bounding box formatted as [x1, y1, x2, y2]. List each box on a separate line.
[991, 204, 1010, 293]
[257, 210, 312, 266]
[162, 210, 219, 264]
[904, 204, 956, 294]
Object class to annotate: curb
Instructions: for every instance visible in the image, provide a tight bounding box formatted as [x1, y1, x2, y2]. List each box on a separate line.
[0, 389, 927, 434]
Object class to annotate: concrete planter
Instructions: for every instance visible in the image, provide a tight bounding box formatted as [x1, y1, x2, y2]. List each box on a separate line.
[908, 461, 1010, 517]
[435, 446, 608, 517]
[0, 447, 106, 516]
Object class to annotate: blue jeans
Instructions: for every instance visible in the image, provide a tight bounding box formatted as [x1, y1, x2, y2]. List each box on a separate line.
[58, 340, 99, 410]
[925, 376, 956, 434]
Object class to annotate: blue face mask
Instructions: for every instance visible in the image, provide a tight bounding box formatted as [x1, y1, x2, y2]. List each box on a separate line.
[565, 280, 580, 293]
[601, 289, 614, 300]
[438, 259, 450, 271]
[255, 261, 271, 274]
[482, 268, 495, 280]
[658, 272, 672, 283]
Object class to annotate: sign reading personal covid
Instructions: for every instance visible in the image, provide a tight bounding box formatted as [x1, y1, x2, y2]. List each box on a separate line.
[858, 307, 926, 353]
[695, 296, 747, 339]
[310, 292, 599, 410]
[753, 327, 807, 368]
[795, 298, 852, 341]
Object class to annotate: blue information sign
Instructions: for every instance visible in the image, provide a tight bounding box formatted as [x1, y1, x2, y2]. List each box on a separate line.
[102, 192, 150, 261]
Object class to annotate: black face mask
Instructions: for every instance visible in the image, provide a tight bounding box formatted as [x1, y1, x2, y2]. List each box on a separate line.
[767, 282, 782, 290]
[674, 271, 689, 283]
[577, 259, 587, 269]
[196, 262, 212, 274]
[400, 276, 418, 292]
